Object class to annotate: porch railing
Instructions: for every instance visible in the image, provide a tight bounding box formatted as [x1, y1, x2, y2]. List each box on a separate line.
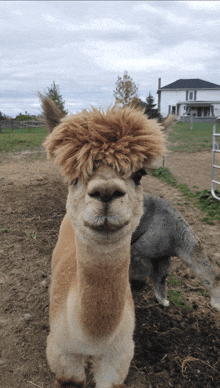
[211, 120, 220, 201]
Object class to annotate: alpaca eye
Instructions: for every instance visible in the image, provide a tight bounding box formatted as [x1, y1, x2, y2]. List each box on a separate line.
[132, 169, 147, 185]
[71, 178, 78, 186]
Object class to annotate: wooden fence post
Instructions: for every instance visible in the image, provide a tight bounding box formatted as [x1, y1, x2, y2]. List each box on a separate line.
[190, 113, 193, 130]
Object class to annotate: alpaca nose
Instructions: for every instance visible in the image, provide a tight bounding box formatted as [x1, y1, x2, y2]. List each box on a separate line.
[89, 190, 125, 203]
[88, 181, 126, 203]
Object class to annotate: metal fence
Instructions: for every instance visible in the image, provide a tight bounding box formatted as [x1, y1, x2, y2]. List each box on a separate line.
[211, 120, 220, 200]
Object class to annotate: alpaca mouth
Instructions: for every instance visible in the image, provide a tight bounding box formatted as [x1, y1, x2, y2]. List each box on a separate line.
[84, 219, 130, 234]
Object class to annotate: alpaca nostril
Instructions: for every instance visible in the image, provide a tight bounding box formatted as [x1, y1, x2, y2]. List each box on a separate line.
[112, 190, 125, 200]
[89, 189, 125, 203]
[89, 191, 101, 200]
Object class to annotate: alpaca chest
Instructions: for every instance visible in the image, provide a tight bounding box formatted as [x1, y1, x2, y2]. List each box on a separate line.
[51, 289, 135, 357]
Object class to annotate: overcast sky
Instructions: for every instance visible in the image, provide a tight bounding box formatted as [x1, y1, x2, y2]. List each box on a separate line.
[1, 1, 220, 118]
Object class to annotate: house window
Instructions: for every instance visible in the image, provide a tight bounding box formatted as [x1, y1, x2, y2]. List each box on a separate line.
[189, 91, 193, 100]
[194, 90, 197, 100]
[186, 91, 188, 100]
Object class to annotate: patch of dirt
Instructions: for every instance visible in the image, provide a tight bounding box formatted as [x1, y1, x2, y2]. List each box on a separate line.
[0, 150, 220, 388]
[164, 151, 220, 194]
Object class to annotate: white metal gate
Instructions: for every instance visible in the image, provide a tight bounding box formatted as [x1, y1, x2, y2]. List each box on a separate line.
[211, 120, 220, 200]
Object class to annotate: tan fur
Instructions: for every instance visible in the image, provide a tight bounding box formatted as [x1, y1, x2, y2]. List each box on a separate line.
[79, 254, 133, 337]
[162, 114, 176, 130]
[42, 100, 165, 387]
[49, 215, 77, 322]
[42, 100, 165, 181]
[50, 214, 133, 337]
[38, 93, 66, 133]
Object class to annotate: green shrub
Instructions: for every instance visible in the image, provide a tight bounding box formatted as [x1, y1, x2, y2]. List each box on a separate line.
[15, 113, 33, 121]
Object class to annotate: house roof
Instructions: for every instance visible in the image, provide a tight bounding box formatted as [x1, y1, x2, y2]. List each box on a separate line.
[160, 79, 220, 90]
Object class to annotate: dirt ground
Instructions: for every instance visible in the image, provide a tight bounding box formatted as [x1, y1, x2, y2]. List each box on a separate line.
[0, 149, 220, 388]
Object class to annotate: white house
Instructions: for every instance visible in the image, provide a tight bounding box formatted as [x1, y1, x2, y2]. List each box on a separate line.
[157, 78, 220, 121]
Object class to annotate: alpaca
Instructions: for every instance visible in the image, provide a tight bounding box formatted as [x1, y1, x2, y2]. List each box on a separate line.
[40, 96, 165, 388]
[130, 193, 220, 310]
[162, 114, 176, 131]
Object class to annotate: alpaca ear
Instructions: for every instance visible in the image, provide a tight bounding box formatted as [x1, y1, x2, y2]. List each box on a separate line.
[38, 93, 66, 133]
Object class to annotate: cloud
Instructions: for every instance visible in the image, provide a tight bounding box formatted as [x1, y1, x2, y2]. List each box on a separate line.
[81, 39, 217, 73]
[1, 1, 220, 117]
[187, 1, 220, 10]
[41, 13, 140, 33]
[133, 2, 189, 26]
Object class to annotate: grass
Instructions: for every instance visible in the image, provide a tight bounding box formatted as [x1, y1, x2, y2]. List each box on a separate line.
[167, 275, 210, 309]
[167, 122, 220, 153]
[0, 121, 219, 153]
[167, 273, 181, 286]
[166, 274, 192, 309]
[168, 290, 192, 309]
[0, 126, 47, 152]
[196, 282, 209, 296]
[151, 167, 220, 224]
[25, 232, 40, 239]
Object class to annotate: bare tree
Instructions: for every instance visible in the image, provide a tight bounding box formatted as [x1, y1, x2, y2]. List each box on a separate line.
[113, 71, 139, 107]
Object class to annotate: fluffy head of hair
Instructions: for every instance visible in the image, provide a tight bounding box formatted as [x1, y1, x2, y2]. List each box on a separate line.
[42, 101, 165, 181]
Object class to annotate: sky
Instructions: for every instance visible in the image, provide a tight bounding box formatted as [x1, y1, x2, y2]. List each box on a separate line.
[1, 1, 220, 118]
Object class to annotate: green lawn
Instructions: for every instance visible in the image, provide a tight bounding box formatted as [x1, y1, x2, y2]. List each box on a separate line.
[0, 121, 219, 153]
[0, 127, 48, 152]
[167, 122, 220, 153]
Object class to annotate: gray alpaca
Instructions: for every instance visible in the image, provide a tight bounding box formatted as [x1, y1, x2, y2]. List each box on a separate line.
[130, 192, 220, 310]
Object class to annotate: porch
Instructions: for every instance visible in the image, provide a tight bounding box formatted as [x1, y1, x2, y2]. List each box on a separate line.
[180, 102, 214, 118]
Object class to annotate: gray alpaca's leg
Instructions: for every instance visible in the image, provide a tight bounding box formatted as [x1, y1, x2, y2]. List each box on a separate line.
[130, 249, 170, 306]
[151, 256, 171, 306]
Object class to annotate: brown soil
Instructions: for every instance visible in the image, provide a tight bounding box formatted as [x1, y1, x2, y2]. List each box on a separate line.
[164, 151, 220, 194]
[0, 149, 220, 388]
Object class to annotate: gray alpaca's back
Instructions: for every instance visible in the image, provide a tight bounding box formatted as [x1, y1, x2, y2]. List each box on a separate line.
[130, 193, 219, 308]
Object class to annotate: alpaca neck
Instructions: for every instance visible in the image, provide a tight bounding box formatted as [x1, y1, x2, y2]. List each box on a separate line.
[75, 235, 131, 337]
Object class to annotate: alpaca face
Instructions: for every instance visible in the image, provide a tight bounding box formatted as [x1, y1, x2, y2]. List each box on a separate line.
[41, 99, 164, 249]
[66, 165, 145, 248]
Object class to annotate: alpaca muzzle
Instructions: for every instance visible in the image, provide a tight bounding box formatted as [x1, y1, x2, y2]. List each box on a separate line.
[84, 217, 130, 233]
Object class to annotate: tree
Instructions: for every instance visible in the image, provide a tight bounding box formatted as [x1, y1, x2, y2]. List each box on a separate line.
[0, 111, 8, 120]
[136, 98, 146, 110]
[15, 113, 33, 121]
[46, 81, 68, 114]
[0, 111, 8, 133]
[145, 92, 161, 120]
[113, 71, 139, 108]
